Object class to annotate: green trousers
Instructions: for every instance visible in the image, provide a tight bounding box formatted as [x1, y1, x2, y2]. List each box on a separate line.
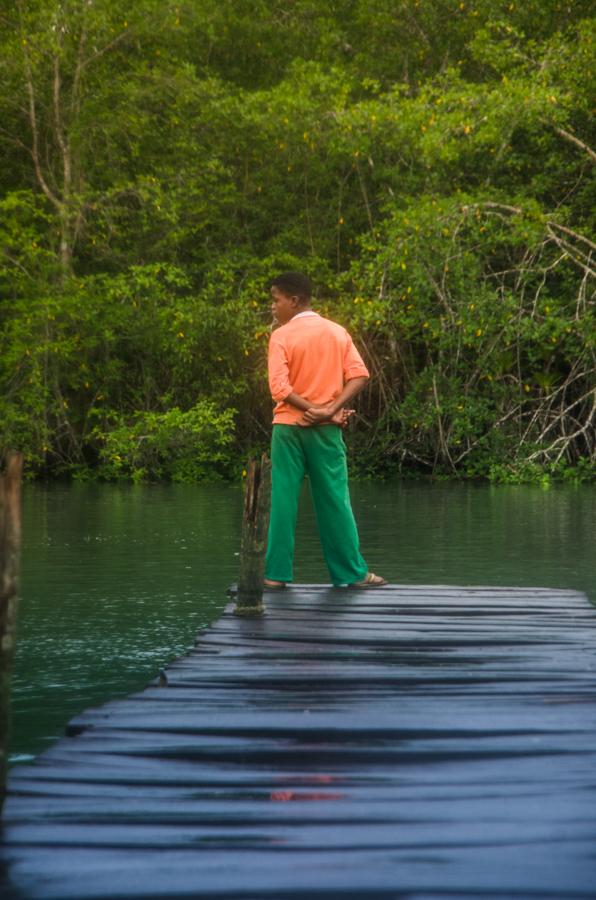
[265, 424, 368, 587]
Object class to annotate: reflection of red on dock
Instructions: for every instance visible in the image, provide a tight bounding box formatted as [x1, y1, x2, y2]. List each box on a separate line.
[270, 790, 344, 802]
[270, 771, 343, 800]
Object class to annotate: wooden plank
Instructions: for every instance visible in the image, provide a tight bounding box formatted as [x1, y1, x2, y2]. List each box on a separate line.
[3, 843, 596, 900]
[1, 582, 596, 899]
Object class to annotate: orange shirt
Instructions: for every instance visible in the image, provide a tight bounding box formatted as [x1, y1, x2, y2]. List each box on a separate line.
[268, 311, 369, 425]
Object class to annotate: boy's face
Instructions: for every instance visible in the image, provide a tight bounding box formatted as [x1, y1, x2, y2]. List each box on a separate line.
[270, 286, 301, 325]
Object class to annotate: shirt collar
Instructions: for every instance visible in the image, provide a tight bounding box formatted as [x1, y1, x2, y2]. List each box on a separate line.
[292, 310, 319, 320]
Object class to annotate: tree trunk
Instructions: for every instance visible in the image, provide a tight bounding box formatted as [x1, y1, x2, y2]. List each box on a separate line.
[236, 454, 271, 616]
[0, 452, 23, 812]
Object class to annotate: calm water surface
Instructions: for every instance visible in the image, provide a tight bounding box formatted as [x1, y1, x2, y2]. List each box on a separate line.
[10, 479, 595, 765]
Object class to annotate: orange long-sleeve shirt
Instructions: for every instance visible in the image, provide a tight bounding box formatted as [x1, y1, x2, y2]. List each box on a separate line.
[268, 311, 369, 425]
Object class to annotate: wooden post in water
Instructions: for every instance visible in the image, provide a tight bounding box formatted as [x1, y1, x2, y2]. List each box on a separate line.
[0, 451, 23, 811]
[236, 453, 271, 616]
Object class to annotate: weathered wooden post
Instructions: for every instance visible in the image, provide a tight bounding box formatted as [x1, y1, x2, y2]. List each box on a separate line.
[236, 453, 271, 616]
[0, 451, 23, 812]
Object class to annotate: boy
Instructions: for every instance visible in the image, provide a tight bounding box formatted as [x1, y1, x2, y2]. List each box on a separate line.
[264, 271, 386, 589]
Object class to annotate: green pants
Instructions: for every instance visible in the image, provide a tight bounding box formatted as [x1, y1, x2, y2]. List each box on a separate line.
[265, 424, 368, 587]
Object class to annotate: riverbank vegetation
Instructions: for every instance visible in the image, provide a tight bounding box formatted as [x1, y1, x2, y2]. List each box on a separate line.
[1, 1, 594, 482]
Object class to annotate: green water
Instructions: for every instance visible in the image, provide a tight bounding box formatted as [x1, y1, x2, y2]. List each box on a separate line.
[10, 480, 596, 766]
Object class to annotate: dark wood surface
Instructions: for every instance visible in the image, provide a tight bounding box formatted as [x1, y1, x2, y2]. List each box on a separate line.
[2, 584, 596, 899]
[0, 451, 23, 813]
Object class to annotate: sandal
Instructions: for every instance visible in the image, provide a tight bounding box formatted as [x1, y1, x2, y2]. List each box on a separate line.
[349, 572, 387, 588]
[263, 579, 287, 590]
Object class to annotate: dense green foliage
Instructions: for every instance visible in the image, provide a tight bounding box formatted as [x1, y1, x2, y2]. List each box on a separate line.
[1, 0, 594, 482]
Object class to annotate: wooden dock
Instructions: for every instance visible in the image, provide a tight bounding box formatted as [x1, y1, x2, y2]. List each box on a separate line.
[2, 583, 596, 899]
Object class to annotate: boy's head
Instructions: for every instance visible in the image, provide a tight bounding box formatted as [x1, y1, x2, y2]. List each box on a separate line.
[269, 272, 312, 325]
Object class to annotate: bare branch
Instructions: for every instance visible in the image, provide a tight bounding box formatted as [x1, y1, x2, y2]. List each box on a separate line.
[71, 27, 87, 115]
[432, 374, 456, 473]
[77, 31, 129, 72]
[530, 385, 596, 450]
[552, 126, 596, 164]
[530, 392, 596, 464]
[20, 32, 62, 212]
[546, 228, 596, 277]
[547, 221, 596, 253]
[452, 404, 523, 465]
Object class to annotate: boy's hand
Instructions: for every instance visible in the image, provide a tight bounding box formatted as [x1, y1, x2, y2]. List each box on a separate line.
[303, 403, 336, 424]
[297, 406, 355, 428]
[333, 408, 355, 427]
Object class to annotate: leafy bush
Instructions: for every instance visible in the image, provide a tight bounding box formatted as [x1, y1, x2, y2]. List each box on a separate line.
[93, 402, 237, 482]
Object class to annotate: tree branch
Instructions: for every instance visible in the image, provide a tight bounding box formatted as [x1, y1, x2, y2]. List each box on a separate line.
[20, 34, 62, 212]
[552, 126, 596, 164]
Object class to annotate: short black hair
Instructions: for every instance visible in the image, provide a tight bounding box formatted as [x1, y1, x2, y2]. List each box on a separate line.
[269, 271, 312, 303]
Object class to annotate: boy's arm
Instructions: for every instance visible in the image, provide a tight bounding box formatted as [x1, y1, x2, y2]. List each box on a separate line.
[283, 391, 316, 413]
[299, 331, 370, 424]
[285, 391, 355, 428]
[301, 376, 369, 424]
